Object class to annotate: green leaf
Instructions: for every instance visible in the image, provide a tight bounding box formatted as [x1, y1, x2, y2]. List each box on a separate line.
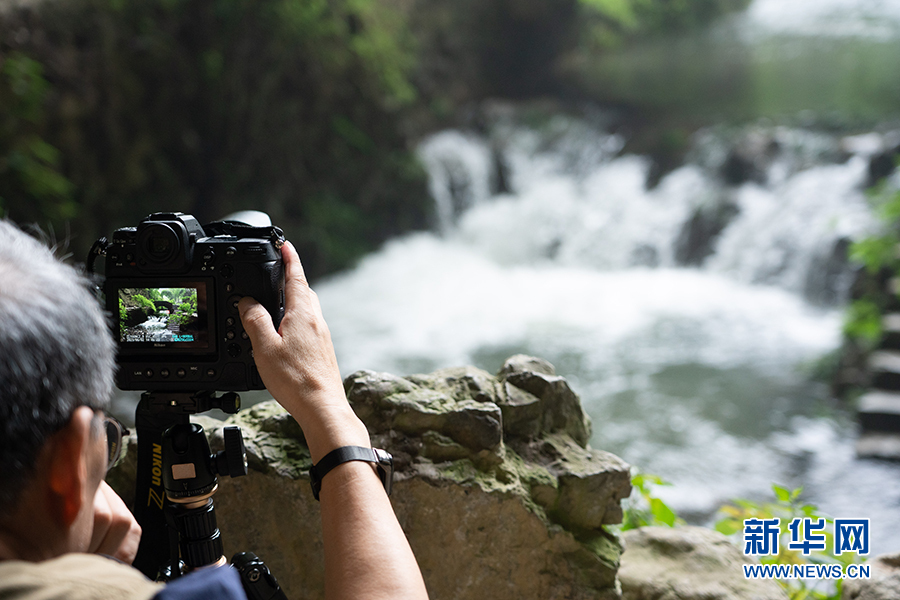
[650, 498, 677, 527]
[715, 518, 742, 536]
[849, 235, 898, 274]
[844, 299, 883, 343]
[773, 484, 791, 502]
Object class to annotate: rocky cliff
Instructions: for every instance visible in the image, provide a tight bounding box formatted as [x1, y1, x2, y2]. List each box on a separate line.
[109, 355, 633, 599]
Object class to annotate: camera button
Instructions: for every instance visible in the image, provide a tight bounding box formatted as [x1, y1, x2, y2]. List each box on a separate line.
[229, 296, 241, 312]
[145, 369, 154, 378]
[206, 368, 216, 378]
[221, 264, 234, 278]
[226, 317, 235, 326]
[160, 368, 170, 378]
[225, 283, 235, 292]
[241, 331, 249, 340]
[225, 246, 237, 258]
[177, 368, 187, 378]
[227, 344, 242, 358]
[226, 330, 235, 340]
[202, 250, 215, 262]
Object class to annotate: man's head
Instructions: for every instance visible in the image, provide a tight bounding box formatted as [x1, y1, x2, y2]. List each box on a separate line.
[0, 220, 115, 514]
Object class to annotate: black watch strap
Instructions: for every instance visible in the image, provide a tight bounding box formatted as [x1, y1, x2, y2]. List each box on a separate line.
[309, 446, 394, 501]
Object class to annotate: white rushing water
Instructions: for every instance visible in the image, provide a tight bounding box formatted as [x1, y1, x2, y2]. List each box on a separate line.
[317, 110, 900, 553]
[745, 0, 900, 38]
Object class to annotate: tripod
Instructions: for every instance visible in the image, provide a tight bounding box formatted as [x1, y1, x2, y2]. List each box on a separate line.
[132, 390, 287, 600]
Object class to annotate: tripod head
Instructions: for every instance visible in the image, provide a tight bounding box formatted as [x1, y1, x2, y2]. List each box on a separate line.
[163, 422, 247, 502]
[132, 390, 287, 598]
[162, 422, 247, 570]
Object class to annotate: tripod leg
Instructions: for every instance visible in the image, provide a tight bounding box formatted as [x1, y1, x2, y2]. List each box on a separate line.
[133, 394, 188, 579]
[232, 552, 289, 600]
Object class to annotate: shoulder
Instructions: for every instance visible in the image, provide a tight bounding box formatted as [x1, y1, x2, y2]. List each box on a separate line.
[0, 555, 247, 600]
[0, 553, 163, 600]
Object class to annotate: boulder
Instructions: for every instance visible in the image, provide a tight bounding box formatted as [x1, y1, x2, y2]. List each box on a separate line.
[618, 526, 787, 600]
[109, 355, 632, 600]
[842, 553, 900, 600]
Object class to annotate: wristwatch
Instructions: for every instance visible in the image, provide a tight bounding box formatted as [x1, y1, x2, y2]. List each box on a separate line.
[309, 446, 394, 501]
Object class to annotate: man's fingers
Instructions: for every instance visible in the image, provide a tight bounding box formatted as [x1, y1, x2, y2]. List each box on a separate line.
[89, 486, 113, 553]
[239, 296, 280, 350]
[282, 241, 312, 314]
[90, 482, 142, 564]
[283, 240, 306, 283]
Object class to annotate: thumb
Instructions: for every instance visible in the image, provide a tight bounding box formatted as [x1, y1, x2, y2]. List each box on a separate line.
[238, 296, 280, 350]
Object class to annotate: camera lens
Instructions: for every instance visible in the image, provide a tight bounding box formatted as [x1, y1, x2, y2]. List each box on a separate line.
[139, 223, 180, 264]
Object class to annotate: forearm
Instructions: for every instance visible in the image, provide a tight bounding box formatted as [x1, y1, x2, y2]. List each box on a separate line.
[280, 388, 371, 464]
[319, 463, 428, 600]
[278, 388, 428, 600]
[239, 241, 428, 599]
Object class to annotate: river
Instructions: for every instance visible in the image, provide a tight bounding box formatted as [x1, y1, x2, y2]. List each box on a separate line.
[316, 0, 900, 555]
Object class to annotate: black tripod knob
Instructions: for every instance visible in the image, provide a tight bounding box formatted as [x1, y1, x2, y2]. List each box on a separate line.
[218, 392, 241, 414]
[215, 426, 248, 478]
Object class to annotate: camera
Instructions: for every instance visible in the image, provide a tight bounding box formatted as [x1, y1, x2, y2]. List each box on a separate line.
[93, 212, 285, 392]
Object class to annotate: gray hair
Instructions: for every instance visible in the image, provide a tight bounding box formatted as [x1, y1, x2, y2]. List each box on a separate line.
[0, 220, 115, 511]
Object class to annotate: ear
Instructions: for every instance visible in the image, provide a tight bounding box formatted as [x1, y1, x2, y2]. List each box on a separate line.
[46, 407, 98, 527]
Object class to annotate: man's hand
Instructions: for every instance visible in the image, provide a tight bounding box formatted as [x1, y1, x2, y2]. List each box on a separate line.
[238, 241, 369, 463]
[238, 240, 429, 599]
[88, 481, 141, 564]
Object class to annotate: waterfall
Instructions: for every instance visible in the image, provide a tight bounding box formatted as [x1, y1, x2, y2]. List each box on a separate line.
[416, 118, 876, 302]
[317, 110, 900, 553]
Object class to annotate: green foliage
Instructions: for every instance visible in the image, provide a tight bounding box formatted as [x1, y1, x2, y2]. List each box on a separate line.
[132, 294, 156, 314]
[621, 472, 682, 530]
[577, 0, 752, 49]
[0, 52, 75, 223]
[118, 297, 127, 338]
[850, 233, 898, 275]
[620, 476, 864, 600]
[843, 299, 883, 345]
[168, 300, 195, 327]
[845, 183, 900, 346]
[0, 0, 430, 278]
[715, 484, 862, 600]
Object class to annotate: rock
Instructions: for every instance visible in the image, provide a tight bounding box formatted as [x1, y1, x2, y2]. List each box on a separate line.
[618, 526, 788, 600]
[803, 237, 853, 307]
[110, 356, 632, 600]
[673, 199, 740, 267]
[866, 145, 900, 189]
[345, 366, 504, 453]
[498, 354, 593, 447]
[720, 131, 780, 186]
[843, 553, 900, 600]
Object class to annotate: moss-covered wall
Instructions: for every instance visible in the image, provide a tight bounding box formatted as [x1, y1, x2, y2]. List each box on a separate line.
[0, 0, 431, 279]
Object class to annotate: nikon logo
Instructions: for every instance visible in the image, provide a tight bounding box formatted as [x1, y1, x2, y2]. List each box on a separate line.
[151, 442, 162, 486]
[146, 442, 165, 509]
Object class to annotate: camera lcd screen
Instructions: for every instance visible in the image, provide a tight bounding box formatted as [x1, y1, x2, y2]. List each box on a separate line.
[117, 284, 210, 349]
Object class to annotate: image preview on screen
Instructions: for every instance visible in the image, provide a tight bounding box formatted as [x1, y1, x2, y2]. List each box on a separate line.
[118, 286, 207, 346]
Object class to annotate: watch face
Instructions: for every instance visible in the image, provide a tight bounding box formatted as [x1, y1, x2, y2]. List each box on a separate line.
[374, 448, 393, 465]
[373, 448, 394, 497]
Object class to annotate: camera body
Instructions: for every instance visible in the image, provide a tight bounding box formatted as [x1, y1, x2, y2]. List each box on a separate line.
[101, 212, 285, 392]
